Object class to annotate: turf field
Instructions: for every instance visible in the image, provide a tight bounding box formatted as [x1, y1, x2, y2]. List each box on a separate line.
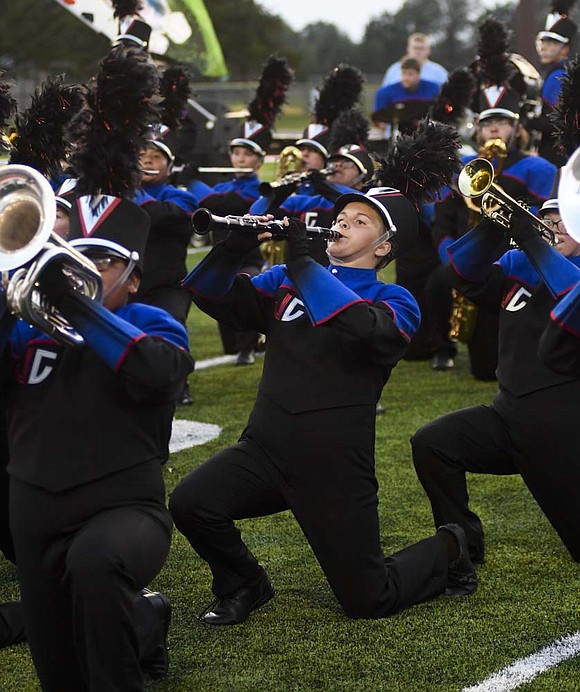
[0, 257, 579, 691]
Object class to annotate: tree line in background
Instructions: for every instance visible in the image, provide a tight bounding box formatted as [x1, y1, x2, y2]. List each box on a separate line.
[1, 0, 580, 85]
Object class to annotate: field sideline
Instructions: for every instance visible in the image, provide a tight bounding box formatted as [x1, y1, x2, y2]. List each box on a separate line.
[0, 258, 579, 691]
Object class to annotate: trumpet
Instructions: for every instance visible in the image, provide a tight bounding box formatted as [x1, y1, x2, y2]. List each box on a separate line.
[0, 164, 102, 347]
[191, 208, 343, 241]
[457, 158, 555, 246]
[258, 166, 335, 196]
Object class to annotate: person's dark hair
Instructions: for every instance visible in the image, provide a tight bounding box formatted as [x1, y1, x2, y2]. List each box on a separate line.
[401, 57, 421, 72]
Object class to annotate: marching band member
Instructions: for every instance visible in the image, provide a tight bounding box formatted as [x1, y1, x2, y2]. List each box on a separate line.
[188, 55, 293, 365]
[538, 148, 580, 375]
[412, 196, 580, 567]
[169, 122, 476, 625]
[1, 42, 194, 691]
[529, 0, 578, 165]
[431, 19, 557, 379]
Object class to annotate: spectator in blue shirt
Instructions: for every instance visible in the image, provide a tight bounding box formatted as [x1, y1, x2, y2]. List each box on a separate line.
[373, 58, 440, 138]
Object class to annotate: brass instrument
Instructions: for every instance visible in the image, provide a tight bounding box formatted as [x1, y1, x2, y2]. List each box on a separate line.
[457, 158, 556, 245]
[463, 139, 507, 217]
[0, 164, 103, 347]
[260, 145, 303, 267]
[449, 288, 478, 343]
[258, 166, 335, 197]
[278, 145, 303, 177]
[191, 208, 342, 241]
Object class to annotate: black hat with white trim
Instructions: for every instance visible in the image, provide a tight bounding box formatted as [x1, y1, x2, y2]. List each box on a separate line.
[68, 196, 150, 273]
[539, 198, 560, 215]
[476, 85, 522, 122]
[333, 187, 418, 241]
[537, 2, 578, 44]
[295, 124, 332, 161]
[328, 145, 374, 183]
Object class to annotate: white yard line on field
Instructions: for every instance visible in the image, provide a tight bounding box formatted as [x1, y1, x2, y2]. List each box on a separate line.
[462, 631, 580, 692]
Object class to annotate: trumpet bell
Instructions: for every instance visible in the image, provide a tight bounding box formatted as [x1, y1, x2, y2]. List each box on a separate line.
[0, 164, 56, 270]
[457, 158, 494, 198]
[557, 146, 580, 244]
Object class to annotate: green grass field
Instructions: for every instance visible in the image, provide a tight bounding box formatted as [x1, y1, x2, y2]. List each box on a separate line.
[0, 255, 579, 691]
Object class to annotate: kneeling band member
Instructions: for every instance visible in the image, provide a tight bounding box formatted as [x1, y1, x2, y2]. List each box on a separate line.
[170, 187, 477, 625]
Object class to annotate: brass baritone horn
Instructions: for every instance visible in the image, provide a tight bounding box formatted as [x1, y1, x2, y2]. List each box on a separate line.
[457, 158, 555, 246]
[0, 164, 102, 346]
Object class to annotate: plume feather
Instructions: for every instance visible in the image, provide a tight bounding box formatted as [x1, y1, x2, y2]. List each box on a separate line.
[247, 55, 294, 127]
[69, 45, 160, 197]
[373, 119, 462, 208]
[159, 65, 192, 130]
[476, 18, 513, 86]
[9, 75, 86, 177]
[429, 68, 477, 125]
[315, 64, 365, 126]
[328, 108, 369, 152]
[550, 54, 580, 157]
[111, 0, 143, 19]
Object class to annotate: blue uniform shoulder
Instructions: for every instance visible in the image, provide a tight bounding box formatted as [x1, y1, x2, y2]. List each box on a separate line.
[497, 249, 540, 289]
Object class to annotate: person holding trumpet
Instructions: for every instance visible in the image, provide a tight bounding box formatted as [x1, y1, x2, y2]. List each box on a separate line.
[170, 122, 478, 625]
[538, 152, 580, 375]
[411, 181, 580, 568]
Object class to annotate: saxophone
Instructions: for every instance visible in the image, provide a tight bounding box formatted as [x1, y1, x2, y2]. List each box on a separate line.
[260, 146, 303, 269]
[448, 139, 507, 343]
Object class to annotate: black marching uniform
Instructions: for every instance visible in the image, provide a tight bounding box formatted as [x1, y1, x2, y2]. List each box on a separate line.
[412, 218, 580, 563]
[538, 279, 580, 376]
[170, 219, 457, 619]
[3, 291, 193, 690]
[429, 150, 556, 379]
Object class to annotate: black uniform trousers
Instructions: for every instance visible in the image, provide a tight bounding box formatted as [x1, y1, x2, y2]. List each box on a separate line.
[411, 381, 580, 563]
[9, 460, 172, 692]
[170, 395, 448, 619]
[426, 265, 498, 379]
[0, 395, 25, 649]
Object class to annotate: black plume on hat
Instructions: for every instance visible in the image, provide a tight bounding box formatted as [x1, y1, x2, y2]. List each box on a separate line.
[550, 53, 580, 158]
[475, 18, 514, 87]
[473, 18, 521, 120]
[0, 71, 17, 152]
[145, 65, 193, 162]
[230, 55, 294, 156]
[296, 64, 365, 160]
[328, 107, 369, 153]
[158, 65, 192, 131]
[66, 43, 159, 268]
[372, 118, 462, 209]
[315, 64, 365, 127]
[69, 44, 160, 198]
[9, 75, 86, 179]
[112, 0, 143, 18]
[429, 68, 477, 125]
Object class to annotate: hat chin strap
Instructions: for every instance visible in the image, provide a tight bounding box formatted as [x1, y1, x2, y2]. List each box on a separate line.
[102, 252, 140, 300]
[326, 231, 392, 266]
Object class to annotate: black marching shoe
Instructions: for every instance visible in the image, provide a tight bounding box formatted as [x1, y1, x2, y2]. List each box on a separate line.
[140, 589, 172, 680]
[437, 523, 478, 596]
[236, 349, 255, 366]
[199, 567, 274, 626]
[431, 352, 455, 371]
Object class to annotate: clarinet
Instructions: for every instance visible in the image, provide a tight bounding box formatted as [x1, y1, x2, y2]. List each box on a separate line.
[191, 208, 343, 240]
